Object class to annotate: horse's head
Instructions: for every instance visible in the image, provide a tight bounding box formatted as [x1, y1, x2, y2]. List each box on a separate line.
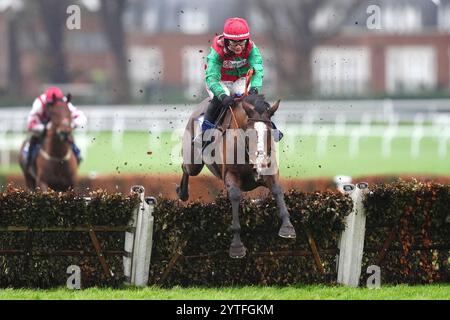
[45, 94, 73, 143]
[240, 94, 280, 175]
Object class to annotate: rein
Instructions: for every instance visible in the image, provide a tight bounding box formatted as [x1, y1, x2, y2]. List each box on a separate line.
[219, 68, 258, 180]
[247, 118, 272, 124]
[229, 106, 239, 129]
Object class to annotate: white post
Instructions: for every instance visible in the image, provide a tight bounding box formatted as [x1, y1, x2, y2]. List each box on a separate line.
[334, 175, 353, 192]
[123, 197, 137, 285]
[125, 185, 155, 287]
[337, 182, 369, 287]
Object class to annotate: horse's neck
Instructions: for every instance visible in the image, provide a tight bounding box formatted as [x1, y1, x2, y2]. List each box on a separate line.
[43, 131, 69, 157]
[224, 103, 247, 130]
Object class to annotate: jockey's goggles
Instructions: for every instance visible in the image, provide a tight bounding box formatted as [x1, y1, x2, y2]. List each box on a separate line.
[228, 39, 248, 48]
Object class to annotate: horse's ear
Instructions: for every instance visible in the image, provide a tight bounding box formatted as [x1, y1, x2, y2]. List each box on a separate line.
[66, 93, 72, 103]
[268, 100, 280, 117]
[242, 100, 255, 116]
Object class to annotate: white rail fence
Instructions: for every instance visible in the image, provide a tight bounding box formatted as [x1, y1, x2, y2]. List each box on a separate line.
[125, 185, 155, 287]
[337, 181, 369, 287]
[1, 99, 450, 168]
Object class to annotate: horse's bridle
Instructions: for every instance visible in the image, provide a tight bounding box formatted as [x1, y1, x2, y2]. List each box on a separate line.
[45, 121, 74, 143]
[40, 104, 74, 162]
[244, 117, 275, 180]
[246, 118, 272, 124]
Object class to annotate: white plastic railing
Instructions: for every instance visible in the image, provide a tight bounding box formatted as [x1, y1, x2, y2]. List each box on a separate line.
[1, 100, 450, 168]
[124, 185, 155, 287]
[337, 181, 369, 287]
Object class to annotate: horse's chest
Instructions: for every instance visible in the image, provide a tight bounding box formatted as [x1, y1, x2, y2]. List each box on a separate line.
[230, 167, 263, 191]
[39, 160, 74, 181]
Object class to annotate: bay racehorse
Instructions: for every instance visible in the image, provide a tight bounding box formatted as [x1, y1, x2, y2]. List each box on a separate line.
[177, 94, 296, 258]
[19, 96, 78, 191]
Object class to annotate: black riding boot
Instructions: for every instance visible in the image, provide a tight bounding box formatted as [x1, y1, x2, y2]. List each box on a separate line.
[204, 96, 223, 126]
[26, 135, 40, 171]
[200, 97, 223, 149]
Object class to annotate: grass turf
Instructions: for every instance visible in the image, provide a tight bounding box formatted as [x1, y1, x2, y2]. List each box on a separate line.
[1, 127, 450, 178]
[0, 284, 449, 300]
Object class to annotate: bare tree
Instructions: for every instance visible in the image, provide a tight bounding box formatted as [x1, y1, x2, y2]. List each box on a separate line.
[255, 0, 366, 97]
[37, 0, 70, 83]
[99, 0, 130, 103]
[6, 7, 22, 96]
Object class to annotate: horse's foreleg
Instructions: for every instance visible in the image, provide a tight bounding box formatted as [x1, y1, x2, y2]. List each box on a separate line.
[225, 173, 246, 258]
[269, 181, 296, 239]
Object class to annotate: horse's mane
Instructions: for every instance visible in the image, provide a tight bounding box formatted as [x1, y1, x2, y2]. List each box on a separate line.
[243, 94, 270, 115]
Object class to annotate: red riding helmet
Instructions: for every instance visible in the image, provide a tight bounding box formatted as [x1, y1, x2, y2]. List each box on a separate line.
[223, 17, 250, 41]
[45, 86, 64, 103]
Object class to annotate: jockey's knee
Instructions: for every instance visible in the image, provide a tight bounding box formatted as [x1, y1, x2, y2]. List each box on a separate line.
[205, 96, 222, 121]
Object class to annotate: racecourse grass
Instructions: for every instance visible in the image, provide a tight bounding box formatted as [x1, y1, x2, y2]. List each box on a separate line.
[0, 284, 449, 300]
[2, 128, 450, 178]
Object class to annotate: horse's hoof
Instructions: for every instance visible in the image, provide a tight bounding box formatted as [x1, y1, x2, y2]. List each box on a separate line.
[176, 186, 188, 202]
[278, 225, 296, 239]
[229, 245, 247, 259]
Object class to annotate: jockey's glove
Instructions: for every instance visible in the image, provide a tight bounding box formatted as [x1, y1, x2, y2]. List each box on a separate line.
[248, 87, 258, 95]
[220, 95, 235, 109]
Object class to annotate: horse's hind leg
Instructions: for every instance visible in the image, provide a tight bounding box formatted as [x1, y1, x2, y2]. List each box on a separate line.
[176, 166, 190, 201]
[176, 163, 204, 201]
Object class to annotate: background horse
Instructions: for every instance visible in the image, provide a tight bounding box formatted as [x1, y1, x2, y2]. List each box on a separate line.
[19, 97, 78, 191]
[177, 94, 296, 258]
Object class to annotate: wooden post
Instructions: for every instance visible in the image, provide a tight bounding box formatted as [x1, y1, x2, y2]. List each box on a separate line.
[157, 239, 188, 286]
[88, 228, 112, 277]
[337, 182, 369, 287]
[305, 229, 325, 275]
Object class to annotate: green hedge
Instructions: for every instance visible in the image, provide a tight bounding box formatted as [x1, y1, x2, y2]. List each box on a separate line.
[149, 182, 449, 287]
[149, 190, 353, 287]
[362, 181, 450, 284]
[0, 186, 139, 288]
[1, 181, 448, 289]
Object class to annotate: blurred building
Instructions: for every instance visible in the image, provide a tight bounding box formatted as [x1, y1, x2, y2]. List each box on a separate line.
[0, 0, 450, 103]
[310, 0, 450, 97]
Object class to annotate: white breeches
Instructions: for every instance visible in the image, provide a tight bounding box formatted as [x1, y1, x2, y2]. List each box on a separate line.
[206, 77, 247, 98]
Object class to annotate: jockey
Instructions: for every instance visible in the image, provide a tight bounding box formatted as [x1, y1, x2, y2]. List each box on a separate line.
[26, 86, 87, 170]
[202, 17, 282, 141]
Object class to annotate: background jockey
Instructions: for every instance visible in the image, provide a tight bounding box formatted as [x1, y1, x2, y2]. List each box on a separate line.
[202, 17, 282, 141]
[26, 86, 87, 170]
